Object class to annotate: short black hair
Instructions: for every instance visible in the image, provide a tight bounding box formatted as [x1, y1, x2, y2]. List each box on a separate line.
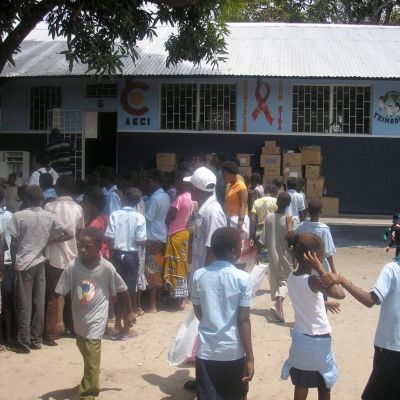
[211, 227, 241, 259]
[307, 199, 323, 216]
[124, 187, 142, 206]
[84, 189, 106, 212]
[273, 177, 283, 189]
[297, 177, 305, 191]
[39, 173, 54, 190]
[286, 177, 298, 190]
[79, 226, 103, 247]
[25, 185, 44, 205]
[288, 232, 324, 262]
[56, 175, 76, 196]
[264, 183, 278, 196]
[147, 169, 165, 185]
[277, 191, 291, 208]
[35, 153, 49, 166]
[193, 153, 207, 164]
[221, 161, 239, 175]
[250, 173, 262, 185]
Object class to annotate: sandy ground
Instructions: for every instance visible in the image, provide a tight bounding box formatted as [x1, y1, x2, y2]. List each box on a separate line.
[0, 246, 393, 400]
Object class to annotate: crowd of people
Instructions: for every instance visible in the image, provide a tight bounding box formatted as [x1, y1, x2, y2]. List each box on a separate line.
[0, 150, 399, 400]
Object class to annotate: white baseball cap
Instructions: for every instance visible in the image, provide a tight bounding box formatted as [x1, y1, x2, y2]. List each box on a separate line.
[183, 167, 216, 192]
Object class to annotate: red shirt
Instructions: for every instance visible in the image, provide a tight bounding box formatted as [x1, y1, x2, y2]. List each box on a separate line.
[89, 214, 110, 259]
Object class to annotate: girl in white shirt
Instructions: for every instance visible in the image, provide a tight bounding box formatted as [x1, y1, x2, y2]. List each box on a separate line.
[281, 232, 345, 400]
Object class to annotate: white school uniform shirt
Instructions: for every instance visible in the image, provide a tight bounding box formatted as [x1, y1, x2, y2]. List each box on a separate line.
[287, 189, 306, 218]
[295, 221, 336, 272]
[371, 261, 400, 352]
[28, 167, 59, 186]
[192, 260, 252, 361]
[105, 206, 147, 252]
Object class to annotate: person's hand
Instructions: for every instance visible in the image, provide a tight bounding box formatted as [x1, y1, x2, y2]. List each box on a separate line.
[55, 320, 65, 334]
[303, 251, 324, 274]
[325, 301, 341, 314]
[242, 358, 254, 382]
[249, 239, 255, 247]
[320, 272, 343, 287]
[126, 312, 137, 327]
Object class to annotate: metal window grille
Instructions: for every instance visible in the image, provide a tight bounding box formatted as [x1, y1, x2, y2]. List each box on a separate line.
[160, 83, 237, 131]
[200, 84, 236, 131]
[292, 85, 371, 134]
[30, 86, 62, 131]
[332, 86, 371, 134]
[86, 83, 118, 98]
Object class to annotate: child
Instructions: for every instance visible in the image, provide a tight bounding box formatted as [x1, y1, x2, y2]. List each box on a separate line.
[281, 232, 345, 400]
[259, 192, 293, 322]
[384, 212, 400, 257]
[286, 177, 306, 225]
[321, 259, 400, 399]
[295, 199, 336, 273]
[105, 187, 146, 337]
[192, 227, 254, 400]
[55, 227, 135, 400]
[0, 231, 8, 351]
[39, 172, 57, 205]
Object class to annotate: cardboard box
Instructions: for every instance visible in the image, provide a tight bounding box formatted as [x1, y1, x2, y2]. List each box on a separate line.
[283, 152, 302, 167]
[238, 166, 252, 177]
[301, 146, 322, 165]
[236, 154, 251, 167]
[305, 165, 321, 178]
[261, 146, 280, 155]
[283, 166, 303, 184]
[262, 175, 282, 185]
[306, 178, 325, 198]
[260, 155, 281, 175]
[264, 140, 277, 150]
[321, 197, 339, 216]
[156, 153, 176, 166]
[157, 165, 175, 173]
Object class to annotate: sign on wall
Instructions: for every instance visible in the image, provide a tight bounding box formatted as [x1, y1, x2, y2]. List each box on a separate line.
[372, 83, 400, 135]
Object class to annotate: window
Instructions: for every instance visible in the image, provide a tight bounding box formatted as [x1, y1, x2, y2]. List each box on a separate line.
[86, 83, 117, 98]
[160, 83, 237, 131]
[30, 86, 62, 131]
[292, 85, 371, 134]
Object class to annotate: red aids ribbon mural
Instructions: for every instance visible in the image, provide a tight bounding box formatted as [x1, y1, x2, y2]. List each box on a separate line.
[121, 81, 150, 116]
[252, 79, 274, 125]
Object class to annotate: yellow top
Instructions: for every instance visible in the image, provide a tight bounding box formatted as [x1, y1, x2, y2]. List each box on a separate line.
[225, 179, 247, 217]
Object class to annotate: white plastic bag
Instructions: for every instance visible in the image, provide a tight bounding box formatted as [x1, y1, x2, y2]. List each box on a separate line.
[250, 263, 269, 297]
[167, 308, 199, 367]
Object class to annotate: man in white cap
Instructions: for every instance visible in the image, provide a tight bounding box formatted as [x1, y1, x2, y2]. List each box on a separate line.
[183, 166, 227, 392]
[184, 167, 227, 292]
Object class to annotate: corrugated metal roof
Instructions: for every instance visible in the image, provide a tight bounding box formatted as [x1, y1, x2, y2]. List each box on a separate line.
[2, 23, 400, 79]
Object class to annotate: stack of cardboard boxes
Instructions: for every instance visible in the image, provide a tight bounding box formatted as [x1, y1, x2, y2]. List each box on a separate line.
[260, 141, 281, 185]
[236, 153, 252, 177]
[156, 153, 176, 172]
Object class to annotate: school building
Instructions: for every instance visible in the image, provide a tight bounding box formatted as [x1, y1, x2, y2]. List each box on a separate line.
[0, 23, 399, 214]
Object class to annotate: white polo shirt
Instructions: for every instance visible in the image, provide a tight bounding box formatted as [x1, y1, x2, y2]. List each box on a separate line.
[105, 206, 147, 252]
[371, 261, 400, 352]
[191, 195, 227, 275]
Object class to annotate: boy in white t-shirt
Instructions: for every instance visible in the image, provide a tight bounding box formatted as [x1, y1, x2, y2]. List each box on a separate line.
[286, 177, 306, 224]
[322, 261, 400, 400]
[192, 227, 254, 400]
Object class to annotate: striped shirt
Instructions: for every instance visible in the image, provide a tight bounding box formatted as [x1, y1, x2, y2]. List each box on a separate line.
[45, 138, 73, 176]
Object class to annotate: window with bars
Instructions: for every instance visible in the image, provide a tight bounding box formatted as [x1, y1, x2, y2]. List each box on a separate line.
[86, 83, 117, 98]
[30, 86, 62, 131]
[292, 85, 371, 134]
[160, 83, 237, 131]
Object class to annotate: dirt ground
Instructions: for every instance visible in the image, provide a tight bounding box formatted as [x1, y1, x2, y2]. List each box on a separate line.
[0, 246, 392, 400]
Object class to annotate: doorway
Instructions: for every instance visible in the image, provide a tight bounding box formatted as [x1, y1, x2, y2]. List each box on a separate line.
[85, 112, 117, 176]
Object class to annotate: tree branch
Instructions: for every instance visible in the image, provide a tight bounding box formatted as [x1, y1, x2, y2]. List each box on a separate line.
[149, 0, 201, 6]
[0, 0, 58, 73]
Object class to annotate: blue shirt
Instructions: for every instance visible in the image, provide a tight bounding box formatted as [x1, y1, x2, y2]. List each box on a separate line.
[43, 187, 57, 200]
[295, 221, 336, 272]
[145, 188, 170, 243]
[105, 207, 147, 252]
[0, 207, 12, 264]
[106, 185, 122, 215]
[192, 260, 252, 361]
[371, 261, 400, 352]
